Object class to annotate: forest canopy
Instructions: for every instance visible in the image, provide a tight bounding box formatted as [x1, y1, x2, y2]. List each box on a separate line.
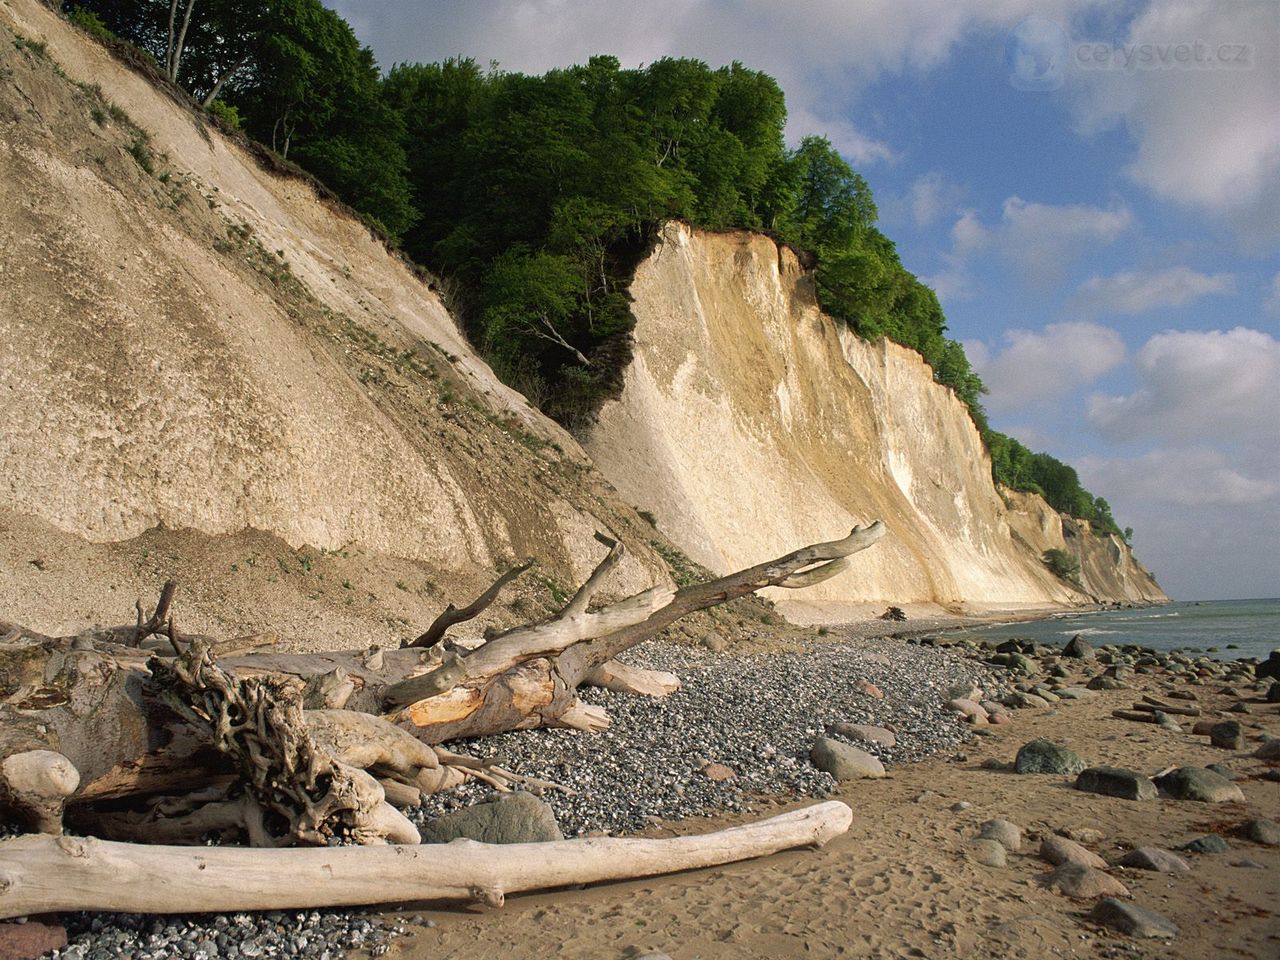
[65, 1, 1125, 536]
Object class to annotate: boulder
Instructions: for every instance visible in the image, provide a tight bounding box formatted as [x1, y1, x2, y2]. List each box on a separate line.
[1209, 720, 1245, 750]
[810, 737, 886, 780]
[1087, 676, 1127, 691]
[1181, 834, 1230, 854]
[1241, 819, 1280, 846]
[969, 838, 1008, 868]
[828, 723, 896, 748]
[1191, 719, 1216, 735]
[1088, 898, 1179, 939]
[700, 762, 737, 782]
[1253, 738, 1280, 760]
[1062, 634, 1096, 660]
[946, 699, 988, 721]
[1118, 847, 1191, 873]
[1267, 681, 1280, 703]
[1075, 766, 1157, 801]
[1255, 650, 1280, 680]
[420, 791, 562, 844]
[977, 818, 1022, 852]
[1040, 835, 1106, 869]
[853, 679, 884, 699]
[1015, 738, 1086, 776]
[1043, 864, 1129, 900]
[1154, 767, 1245, 803]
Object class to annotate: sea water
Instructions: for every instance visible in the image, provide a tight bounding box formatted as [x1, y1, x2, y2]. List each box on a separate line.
[950, 598, 1279, 662]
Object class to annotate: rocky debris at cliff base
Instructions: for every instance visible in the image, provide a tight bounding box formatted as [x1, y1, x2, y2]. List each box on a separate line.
[415, 635, 1000, 838]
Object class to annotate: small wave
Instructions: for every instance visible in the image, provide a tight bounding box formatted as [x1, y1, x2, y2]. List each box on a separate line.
[1061, 627, 1118, 636]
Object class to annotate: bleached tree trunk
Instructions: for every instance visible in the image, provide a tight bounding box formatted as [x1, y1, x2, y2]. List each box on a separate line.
[0, 802, 853, 918]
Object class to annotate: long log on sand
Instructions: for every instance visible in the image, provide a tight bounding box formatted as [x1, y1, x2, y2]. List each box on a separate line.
[0, 801, 852, 917]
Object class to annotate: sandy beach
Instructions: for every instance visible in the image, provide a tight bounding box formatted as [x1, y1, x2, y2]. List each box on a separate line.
[383, 644, 1279, 960]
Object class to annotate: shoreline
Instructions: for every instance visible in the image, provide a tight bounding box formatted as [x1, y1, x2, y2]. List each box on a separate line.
[387, 635, 1280, 960]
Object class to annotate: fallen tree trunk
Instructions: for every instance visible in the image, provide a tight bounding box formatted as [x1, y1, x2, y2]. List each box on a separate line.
[0, 801, 853, 917]
[1, 523, 886, 844]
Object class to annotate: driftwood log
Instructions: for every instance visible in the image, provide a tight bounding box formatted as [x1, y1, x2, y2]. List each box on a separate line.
[0, 524, 884, 864]
[0, 801, 853, 917]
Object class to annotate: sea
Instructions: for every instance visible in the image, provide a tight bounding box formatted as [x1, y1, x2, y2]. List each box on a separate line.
[947, 598, 1280, 662]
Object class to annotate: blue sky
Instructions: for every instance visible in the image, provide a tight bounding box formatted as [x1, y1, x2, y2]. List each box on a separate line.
[334, 1, 1280, 600]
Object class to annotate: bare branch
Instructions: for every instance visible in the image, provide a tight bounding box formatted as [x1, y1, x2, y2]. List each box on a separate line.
[404, 560, 534, 649]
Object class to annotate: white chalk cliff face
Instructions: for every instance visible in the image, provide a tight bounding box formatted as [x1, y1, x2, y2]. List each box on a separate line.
[585, 223, 1165, 619]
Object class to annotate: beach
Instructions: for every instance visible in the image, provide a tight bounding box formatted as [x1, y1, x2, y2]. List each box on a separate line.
[384, 633, 1279, 960]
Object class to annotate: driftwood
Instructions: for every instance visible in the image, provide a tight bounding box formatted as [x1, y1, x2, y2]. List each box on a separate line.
[0, 523, 885, 853]
[0, 801, 852, 917]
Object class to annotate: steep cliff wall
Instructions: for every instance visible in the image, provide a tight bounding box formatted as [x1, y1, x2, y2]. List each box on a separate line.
[584, 223, 1165, 619]
[0, 0, 668, 640]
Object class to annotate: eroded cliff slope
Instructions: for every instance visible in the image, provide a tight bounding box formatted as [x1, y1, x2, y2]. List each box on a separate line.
[0, 0, 670, 643]
[585, 224, 1165, 619]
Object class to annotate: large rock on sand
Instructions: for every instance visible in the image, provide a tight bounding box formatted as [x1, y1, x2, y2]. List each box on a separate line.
[1118, 847, 1191, 873]
[1043, 864, 1129, 900]
[1015, 738, 1085, 775]
[1062, 634, 1096, 660]
[1154, 767, 1245, 803]
[828, 722, 896, 748]
[1089, 899, 1179, 938]
[1076, 767, 1157, 800]
[1209, 720, 1245, 750]
[421, 792, 562, 844]
[1040, 836, 1106, 869]
[810, 737, 886, 780]
[977, 819, 1022, 852]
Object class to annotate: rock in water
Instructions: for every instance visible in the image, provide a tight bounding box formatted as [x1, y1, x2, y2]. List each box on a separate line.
[1118, 847, 1191, 873]
[809, 737, 886, 780]
[420, 792, 563, 844]
[1040, 836, 1106, 869]
[1075, 766, 1157, 800]
[1209, 720, 1245, 750]
[977, 819, 1023, 852]
[1154, 767, 1245, 803]
[1089, 899, 1179, 939]
[1062, 634, 1095, 660]
[1015, 738, 1086, 775]
[1043, 864, 1129, 900]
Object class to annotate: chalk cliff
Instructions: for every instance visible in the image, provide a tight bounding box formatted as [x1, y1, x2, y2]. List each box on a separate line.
[585, 224, 1165, 620]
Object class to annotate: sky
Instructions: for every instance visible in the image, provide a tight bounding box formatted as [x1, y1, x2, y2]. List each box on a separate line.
[332, 0, 1280, 601]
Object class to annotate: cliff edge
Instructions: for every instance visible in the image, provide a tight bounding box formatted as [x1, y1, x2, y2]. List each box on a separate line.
[584, 223, 1165, 620]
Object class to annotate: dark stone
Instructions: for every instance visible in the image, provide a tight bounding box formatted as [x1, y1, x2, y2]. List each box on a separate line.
[1154, 767, 1245, 803]
[1209, 720, 1245, 750]
[1062, 634, 1095, 660]
[1088, 898, 1179, 939]
[1118, 847, 1191, 873]
[1075, 766, 1157, 800]
[1256, 650, 1280, 681]
[1267, 682, 1280, 703]
[1205, 763, 1240, 780]
[421, 791, 563, 844]
[1014, 738, 1086, 776]
[1087, 676, 1127, 691]
[1182, 835, 1230, 854]
[1241, 819, 1280, 846]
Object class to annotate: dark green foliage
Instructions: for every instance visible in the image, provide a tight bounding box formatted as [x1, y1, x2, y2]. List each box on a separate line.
[205, 98, 240, 129]
[1043, 548, 1082, 584]
[985, 430, 1123, 536]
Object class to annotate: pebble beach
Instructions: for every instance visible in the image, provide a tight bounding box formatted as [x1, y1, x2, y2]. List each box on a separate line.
[15, 619, 1280, 960]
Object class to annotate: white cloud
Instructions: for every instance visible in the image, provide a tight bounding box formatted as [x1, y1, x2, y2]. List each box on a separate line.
[1069, 0, 1280, 248]
[1079, 447, 1278, 508]
[1072, 266, 1235, 315]
[936, 198, 1132, 292]
[907, 172, 965, 227]
[1088, 327, 1280, 442]
[1266, 272, 1280, 316]
[995, 197, 1133, 285]
[968, 321, 1126, 413]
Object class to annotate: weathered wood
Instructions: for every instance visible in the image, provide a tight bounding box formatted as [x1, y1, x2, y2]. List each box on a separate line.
[1136, 696, 1200, 717]
[404, 560, 534, 650]
[584, 660, 681, 698]
[0, 801, 853, 917]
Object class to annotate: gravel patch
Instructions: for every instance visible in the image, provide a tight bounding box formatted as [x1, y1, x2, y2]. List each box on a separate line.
[415, 635, 1004, 837]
